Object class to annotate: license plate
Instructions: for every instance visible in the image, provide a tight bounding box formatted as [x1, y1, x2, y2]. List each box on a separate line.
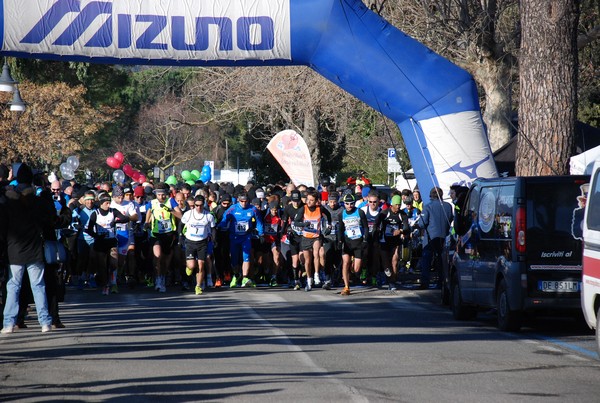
[538, 281, 580, 292]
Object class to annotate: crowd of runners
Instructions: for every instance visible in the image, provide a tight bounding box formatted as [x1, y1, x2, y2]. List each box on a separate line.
[1, 162, 461, 333]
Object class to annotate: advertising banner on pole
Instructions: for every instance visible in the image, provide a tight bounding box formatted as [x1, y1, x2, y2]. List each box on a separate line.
[266, 129, 314, 187]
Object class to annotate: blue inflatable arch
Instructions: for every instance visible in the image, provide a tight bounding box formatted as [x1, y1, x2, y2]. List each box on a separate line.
[0, 0, 498, 194]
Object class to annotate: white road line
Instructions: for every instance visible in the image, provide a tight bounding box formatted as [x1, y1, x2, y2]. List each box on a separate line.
[242, 294, 368, 403]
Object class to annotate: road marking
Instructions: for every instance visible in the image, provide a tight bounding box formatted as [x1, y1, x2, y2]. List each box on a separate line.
[241, 294, 368, 403]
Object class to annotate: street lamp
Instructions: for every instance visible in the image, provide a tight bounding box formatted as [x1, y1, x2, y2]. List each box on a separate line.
[0, 58, 26, 112]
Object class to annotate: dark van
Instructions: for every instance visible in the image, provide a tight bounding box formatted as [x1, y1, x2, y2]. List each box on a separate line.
[447, 175, 589, 331]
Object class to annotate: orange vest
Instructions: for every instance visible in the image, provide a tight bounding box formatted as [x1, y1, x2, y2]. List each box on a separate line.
[302, 206, 322, 238]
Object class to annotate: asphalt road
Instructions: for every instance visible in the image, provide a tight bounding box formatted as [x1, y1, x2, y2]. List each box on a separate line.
[1, 283, 599, 402]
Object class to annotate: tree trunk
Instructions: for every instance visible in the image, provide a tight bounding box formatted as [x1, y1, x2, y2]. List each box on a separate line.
[516, 0, 579, 176]
[473, 60, 514, 151]
[302, 110, 321, 186]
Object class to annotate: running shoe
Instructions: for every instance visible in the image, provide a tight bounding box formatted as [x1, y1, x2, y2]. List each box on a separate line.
[230, 275, 238, 288]
[207, 275, 214, 288]
[360, 268, 367, 281]
[181, 282, 190, 291]
[102, 286, 110, 295]
[293, 280, 301, 291]
[389, 283, 397, 291]
[41, 325, 52, 333]
[185, 267, 194, 277]
[384, 268, 392, 277]
[195, 285, 203, 295]
[341, 287, 351, 296]
[1, 326, 14, 334]
[215, 278, 222, 288]
[110, 284, 119, 294]
[314, 273, 321, 285]
[269, 276, 279, 287]
[371, 277, 378, 287]
[322, 280, 332, 290]
[241, 277, 255, 288]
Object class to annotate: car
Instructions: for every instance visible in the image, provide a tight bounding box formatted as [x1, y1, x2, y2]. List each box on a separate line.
[446, 175, 589, 331]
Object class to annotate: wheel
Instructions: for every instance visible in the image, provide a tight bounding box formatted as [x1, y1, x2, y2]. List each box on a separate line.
[451, 273, 476, 320]
[596, 306, 600, 359]
[496, 279, 522, 331]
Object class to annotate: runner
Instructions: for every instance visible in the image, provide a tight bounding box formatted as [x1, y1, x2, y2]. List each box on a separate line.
[181, 195, 216, 295]
[281, 190, 304, 290]
[144, 183, 183, 292]
[223, 193, 264, 288]
[337, 193, 369, 296]
[293, 190, 331, 291]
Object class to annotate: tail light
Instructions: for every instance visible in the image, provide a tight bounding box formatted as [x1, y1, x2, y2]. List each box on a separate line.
[516, 206, 526, 253]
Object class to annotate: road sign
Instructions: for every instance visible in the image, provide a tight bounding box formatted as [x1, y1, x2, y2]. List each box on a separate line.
[387, 148, 402, 173]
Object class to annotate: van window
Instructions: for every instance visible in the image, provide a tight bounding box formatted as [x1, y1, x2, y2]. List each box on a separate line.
[587, 169, 600, 231]
[527, 181, 585, 244]
[496, 185, 514, 239]
[478, 186, 498, 237]
[461, 185, 480, 233]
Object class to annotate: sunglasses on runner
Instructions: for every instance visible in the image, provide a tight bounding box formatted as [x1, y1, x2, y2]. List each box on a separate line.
[195, 204, 203, 207]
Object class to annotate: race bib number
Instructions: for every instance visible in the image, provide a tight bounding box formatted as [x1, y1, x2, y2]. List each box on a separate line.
[236, 221, 249, 234]
[266, 223, 278, 235]
[385, 224, 398, 237]
[304, 219, 319, 234]
[188, 223, 206, 238]
[157, 219, 172, 233]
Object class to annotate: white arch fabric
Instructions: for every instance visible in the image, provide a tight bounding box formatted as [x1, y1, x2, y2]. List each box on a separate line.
[0, 0, 498, 194]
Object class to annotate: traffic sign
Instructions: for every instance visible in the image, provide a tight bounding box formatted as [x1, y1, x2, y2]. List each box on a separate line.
[387, 148, 402, 173]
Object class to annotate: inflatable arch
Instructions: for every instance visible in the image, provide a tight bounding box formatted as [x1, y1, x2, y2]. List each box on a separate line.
[0, 0, 498, 194]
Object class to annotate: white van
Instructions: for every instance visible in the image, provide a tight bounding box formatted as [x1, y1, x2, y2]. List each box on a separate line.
[582, 161, 600, 356]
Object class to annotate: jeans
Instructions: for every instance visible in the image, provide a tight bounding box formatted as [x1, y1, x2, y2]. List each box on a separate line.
[3, 261, 52, 328]
[419, 237, 445, 287]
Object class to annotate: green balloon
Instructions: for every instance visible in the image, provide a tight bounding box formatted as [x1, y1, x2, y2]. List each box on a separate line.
[166, 175, 177, 185]
[191, 169, 201, 180]
[185, 180, 195, 186]
[181, 170, 192, 181]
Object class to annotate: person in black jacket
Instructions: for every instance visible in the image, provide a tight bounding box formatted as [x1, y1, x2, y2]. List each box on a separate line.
[1, 164, 55, 334]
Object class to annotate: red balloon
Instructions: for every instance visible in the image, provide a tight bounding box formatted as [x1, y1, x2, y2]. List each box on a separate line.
[123, 164, 134, 176]
[137, 174, 147, 183]
[106, 157, 120, 169]
[114, 151, 125, 164]
[131, 171, 141, 181]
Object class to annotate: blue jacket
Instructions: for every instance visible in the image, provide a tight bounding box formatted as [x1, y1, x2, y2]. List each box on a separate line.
[416, 199, 453, 245]
[224, 203, 264, 241]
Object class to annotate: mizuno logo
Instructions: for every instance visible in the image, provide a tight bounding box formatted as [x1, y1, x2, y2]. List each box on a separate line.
[443, 155, 490, 178]
[21, 0, 275, 51]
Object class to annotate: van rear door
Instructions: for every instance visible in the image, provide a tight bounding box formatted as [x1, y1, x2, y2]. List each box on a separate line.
[524, 177, 588, 303]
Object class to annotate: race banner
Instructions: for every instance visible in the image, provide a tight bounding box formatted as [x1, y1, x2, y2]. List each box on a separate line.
[266, 129, 314, 187]
[2, 0, 291, 62]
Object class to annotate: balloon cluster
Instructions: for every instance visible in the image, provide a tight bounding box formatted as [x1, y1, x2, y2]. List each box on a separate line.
[59, 155, 79, 180]
[174, 166, 211, 186]
[106, 152, 147, 184]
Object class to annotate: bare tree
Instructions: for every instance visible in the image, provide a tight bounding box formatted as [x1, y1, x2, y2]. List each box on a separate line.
[122, 94, 216, 173]
[516, 0, 579, 176]
[382, 0, 521, 151]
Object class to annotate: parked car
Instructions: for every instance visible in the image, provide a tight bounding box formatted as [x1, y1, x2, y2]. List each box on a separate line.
[445, 175, 589, 331]
[582, 161, 600, 356]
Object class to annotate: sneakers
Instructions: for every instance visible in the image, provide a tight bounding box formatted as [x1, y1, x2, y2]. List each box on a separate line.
[230, 275, 238, 288]
[215, 278, 222, 288]
[293, 280, 301, 290]
[241, 277, 255, 288]
[206, 275, 214, 288]
[181, 281, 190, 291]
[314, 273, 321, 286]
[110, 284, 119, 294]
[154, 276, 161, 291]
[305, 278, 313, 292]
[185, 267, 194, 277]
[322, 280, 332, 290]
[389, 283, 397, 291]
[41, 324, 52, 333]
[371, 277, 378, 287]
[269, 276, 279, 287]
[195, 285, 203, 295]
[384, 268, 392, 277]
[341, 287, 351, 296]
[1, 326, 14, 334]
[102, 286, 110, 295]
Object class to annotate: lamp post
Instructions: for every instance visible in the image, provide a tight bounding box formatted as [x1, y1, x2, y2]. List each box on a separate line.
[0, 58, 26, 112]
